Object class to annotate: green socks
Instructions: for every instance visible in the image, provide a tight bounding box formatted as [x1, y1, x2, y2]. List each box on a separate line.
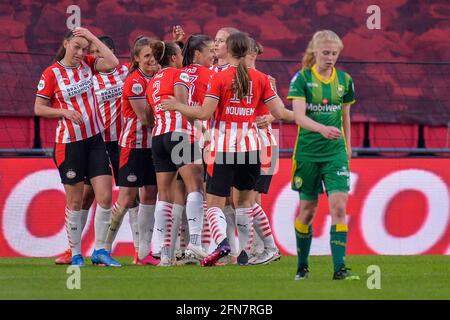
[330, 224, 348, 272]
[295, 220, 312, 269]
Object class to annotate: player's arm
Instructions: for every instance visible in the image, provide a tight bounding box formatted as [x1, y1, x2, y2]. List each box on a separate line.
[342, 103, 352, 159]
[160, 96, 217, 121]
[130, 99, 152, 126]
[73, 27, 118, 72]
[292, 99, 341, 140]
[173, 83, 197, 122]
[34, 97, 83, 124]
[265, 96, 295, 122]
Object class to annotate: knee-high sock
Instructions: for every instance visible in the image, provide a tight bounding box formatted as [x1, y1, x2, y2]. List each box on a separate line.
[206, 207, 227, 245]
[104, 203, 127, 252]
[201, 200, 211, 252]
[80, 209, 89, 233]
[252, 203, 277, 250]
[186, 192, 204, 246]
[180, 211, 189, 252]
[223, 205, 238, 256]
[295, 220, 312, 269]
[154, 201, 173, 259]
[128, 206, 139, 252]
[137, 204, 155, 260]
[170, 204, 184, 259]
[95, 204, 112, 251]
[235, 207, 254, 254]
[65, 208, 83, 257]
[330, 224, 348, 272]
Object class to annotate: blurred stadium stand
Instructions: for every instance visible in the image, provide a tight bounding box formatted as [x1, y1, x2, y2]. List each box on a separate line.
[0, 0, 449, 157]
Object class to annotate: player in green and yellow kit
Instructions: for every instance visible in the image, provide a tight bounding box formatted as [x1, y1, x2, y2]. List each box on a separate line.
[287, 30, 359, 281]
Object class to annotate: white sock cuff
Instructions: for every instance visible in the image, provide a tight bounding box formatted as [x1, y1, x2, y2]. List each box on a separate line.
[187, 191, 203, 202]
[235, 207, 253, 216]
[95, 204, 111, 221]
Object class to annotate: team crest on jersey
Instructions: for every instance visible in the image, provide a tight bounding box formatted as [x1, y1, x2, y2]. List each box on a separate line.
[179, 72, 189, 82]
[307, 82, 318, 87]
[66, 169, 76, 179]
[127, 174, 138, 183]
[337, 84, 344, 97]
[38, 80, 45, 91]
[132, 83, 143, 95]
[294, 176, 303, 189]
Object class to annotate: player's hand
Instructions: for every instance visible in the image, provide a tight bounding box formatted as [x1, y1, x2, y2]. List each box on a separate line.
[62, 109, 83, 125]
[160, 96, 178, 111]
[319, 126, 341, 140]
[72, 27, 96, 41]
[256, 114, 275, 129]
[172, 25, 185, 42]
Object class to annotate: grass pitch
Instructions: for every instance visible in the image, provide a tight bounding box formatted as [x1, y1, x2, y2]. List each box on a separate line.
[0, 255, 448, 300]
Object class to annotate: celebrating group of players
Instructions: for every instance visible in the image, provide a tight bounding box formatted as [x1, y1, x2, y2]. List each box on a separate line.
[35, 22, 358, 280]
[35, 25, 291, 268]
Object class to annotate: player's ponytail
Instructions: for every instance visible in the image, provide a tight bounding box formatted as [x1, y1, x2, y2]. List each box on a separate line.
[227, 32, 250, 100]
[302, 30, 344, 69]
[151, 41, 179, 67]
[55, 30, 75, 62]
[182, 34, 213, 67]
[128, 36, 153, 75]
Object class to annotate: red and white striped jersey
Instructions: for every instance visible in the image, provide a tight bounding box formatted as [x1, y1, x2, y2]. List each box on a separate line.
[119, 68, 152, 149]
[255, 102, 278, 147]
[182, 64, 214, 147]
[93, 63, 128, 142]
[205, 66, 277, 152]
[146, 67, 191, 137]
[36, 55, 103, 143]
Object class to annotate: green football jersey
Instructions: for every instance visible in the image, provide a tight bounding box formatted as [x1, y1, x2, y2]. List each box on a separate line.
[287, 65, 356, 162]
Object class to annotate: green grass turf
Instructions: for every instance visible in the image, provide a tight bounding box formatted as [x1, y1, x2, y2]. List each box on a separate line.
[0, 255, 448, 300]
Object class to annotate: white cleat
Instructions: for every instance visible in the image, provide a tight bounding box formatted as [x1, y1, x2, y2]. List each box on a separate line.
[158, 256, 172, 267]
[249, 248, 281, 265]
[186, 243, 208, 259]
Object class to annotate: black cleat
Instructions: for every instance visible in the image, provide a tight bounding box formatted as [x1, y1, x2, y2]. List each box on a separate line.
[237, 250, 249, 266]
[332, 267, 360, 280]
[294, 266, 309, 280]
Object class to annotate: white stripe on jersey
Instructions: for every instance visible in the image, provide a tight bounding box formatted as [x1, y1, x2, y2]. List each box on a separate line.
[119, 118, 133, 148]
[258, 124, 278, 147]
[68, 69, 95, 138]
[53, 68, 83, 142]
[229, 122, 238, 152]
[217, 121, 226, 151]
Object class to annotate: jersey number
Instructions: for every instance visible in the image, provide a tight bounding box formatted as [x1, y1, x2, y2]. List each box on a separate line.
[188, 75, 198, 105]
[230, 81, 253, 104]
[152, 81, 161, 103]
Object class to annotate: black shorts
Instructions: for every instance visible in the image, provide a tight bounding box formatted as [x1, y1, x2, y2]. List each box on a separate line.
[85, 141, 119, 186]
[206, 152, 261, 197]
[53, 133, 111, 185]
[255, 145, 278, 194]
[118, 146, 157, 187]
[254, 174, 273, 194]
[152, 132, 202, 173]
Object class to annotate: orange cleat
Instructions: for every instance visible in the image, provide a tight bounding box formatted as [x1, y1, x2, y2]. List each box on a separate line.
[55, 248, 72, 265]
[132, 251, 139, 265]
